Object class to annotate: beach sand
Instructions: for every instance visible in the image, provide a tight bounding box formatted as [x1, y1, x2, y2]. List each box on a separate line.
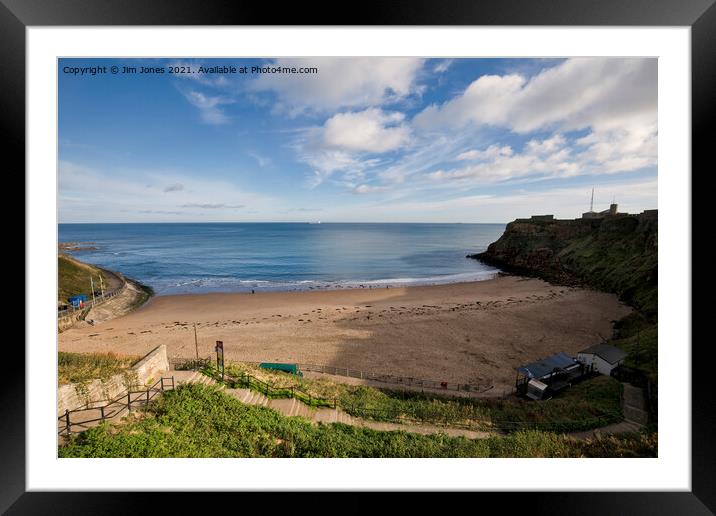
[58, 275, 631, 393]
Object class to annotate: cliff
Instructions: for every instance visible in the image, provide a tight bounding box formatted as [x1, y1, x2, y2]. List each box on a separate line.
[470, 211, 658, 316]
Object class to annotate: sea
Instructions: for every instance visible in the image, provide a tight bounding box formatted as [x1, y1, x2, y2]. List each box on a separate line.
[58, 223, 505, 295]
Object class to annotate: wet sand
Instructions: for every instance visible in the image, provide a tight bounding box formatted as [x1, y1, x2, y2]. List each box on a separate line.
[58, 275, 631, 393]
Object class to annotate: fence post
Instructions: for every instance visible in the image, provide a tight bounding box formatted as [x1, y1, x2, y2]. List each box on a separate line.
[172, 376, 175, 389]
[100, 406, 105, 421]
[161, 377, 164, 391]
[65, 410, 71, 435]
[146, 389, 150, 403]
[127, 392, 131, 412]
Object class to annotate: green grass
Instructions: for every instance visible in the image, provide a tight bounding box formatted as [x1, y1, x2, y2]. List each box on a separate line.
[58, 254, 121, 305]
[558, 228, 657, 316]
[58, 351, 140, 385]
[221, 361, 622, 433]
[339, 375, 623, 433]
[58, 383, 656, 458]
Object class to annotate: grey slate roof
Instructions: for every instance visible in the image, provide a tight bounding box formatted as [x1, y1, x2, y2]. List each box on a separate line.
[578, 343, 627, 364]
[516, 352, 578, 379]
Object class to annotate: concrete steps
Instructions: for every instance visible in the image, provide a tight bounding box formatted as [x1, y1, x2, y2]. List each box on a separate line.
[172, 370, 222, 389]
[314, 407, 353, 425]
[224, 387, 350, 424]
[224, 387, 270, 407]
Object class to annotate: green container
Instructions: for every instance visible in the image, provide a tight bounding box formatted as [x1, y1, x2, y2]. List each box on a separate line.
[259, 363, 303, 376]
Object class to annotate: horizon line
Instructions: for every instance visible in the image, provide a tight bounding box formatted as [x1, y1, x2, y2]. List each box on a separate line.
[57, 220, 511, 225]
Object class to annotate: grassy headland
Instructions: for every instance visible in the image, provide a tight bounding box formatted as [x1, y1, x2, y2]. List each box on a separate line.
[58, 253, 122, 305]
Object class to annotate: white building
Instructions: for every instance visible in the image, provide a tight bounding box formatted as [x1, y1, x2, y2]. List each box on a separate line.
[576, 343, 627, 375]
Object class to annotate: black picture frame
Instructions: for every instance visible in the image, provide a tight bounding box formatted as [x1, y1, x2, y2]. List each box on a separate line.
[6, 0, 711, 513]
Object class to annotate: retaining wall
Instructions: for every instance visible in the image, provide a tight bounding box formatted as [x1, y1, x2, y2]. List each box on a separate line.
[58, 344, 169, 415]
[58, 308, 90, 332]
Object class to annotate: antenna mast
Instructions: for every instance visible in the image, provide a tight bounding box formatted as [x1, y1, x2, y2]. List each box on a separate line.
[590, 187, 594, 212]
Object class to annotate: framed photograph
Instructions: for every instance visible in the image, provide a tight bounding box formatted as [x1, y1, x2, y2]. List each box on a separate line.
[9, 0, 711, 512]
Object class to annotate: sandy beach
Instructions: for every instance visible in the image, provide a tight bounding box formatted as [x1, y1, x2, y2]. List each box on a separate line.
[58, 275, 631, 393]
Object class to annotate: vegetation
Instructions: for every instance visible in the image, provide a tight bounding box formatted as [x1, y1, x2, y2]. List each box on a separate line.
[59, 383, 656, 458]
[556, 217, 657, 317]
[58, 351, 139, 385]
[342, 376, 622, 433]
[58, 254, 121, 305]
[218, 362, 622, 433]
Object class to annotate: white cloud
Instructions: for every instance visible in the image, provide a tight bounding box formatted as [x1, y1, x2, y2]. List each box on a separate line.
[456, 145, 513, 161]
[426, 127, 655, 186]
[182, 90, 233, 125]
[414, 58, 656, 136]
[352, 184, 389, 194]
[247, 151, 271, 168]
[433, 59, 454, 73]
[415, 73, 526, 130]
[412, 58, 657, 187]
[249, 57, 425, 114]
[322, 108, 411, 153]
[293, 142, 384, 189]
[526, 134, 566, 154]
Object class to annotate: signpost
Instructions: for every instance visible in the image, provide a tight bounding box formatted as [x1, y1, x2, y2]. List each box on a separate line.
[215, 340, 224, 381]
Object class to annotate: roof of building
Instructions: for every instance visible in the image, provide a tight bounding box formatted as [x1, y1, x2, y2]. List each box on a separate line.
[517, 352, 578, 379]
[578, 343, 627, 364]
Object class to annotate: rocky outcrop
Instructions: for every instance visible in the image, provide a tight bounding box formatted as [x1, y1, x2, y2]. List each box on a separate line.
[470, 212, 657, 315]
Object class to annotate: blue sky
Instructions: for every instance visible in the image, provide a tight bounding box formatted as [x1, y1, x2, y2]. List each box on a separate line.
[58, 57, 657, 223]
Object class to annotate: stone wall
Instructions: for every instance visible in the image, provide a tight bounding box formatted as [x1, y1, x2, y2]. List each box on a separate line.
[58, 344, 169, 415]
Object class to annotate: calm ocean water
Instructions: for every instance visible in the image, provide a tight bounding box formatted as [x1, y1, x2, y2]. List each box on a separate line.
[58, 223, 505, 295]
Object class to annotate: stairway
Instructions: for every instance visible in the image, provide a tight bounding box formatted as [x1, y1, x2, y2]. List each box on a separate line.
[171, 370, 222, 389]
[172, 371, 485, 438]
[221, 386, 356, 425]
[314, 407, 354, 425]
